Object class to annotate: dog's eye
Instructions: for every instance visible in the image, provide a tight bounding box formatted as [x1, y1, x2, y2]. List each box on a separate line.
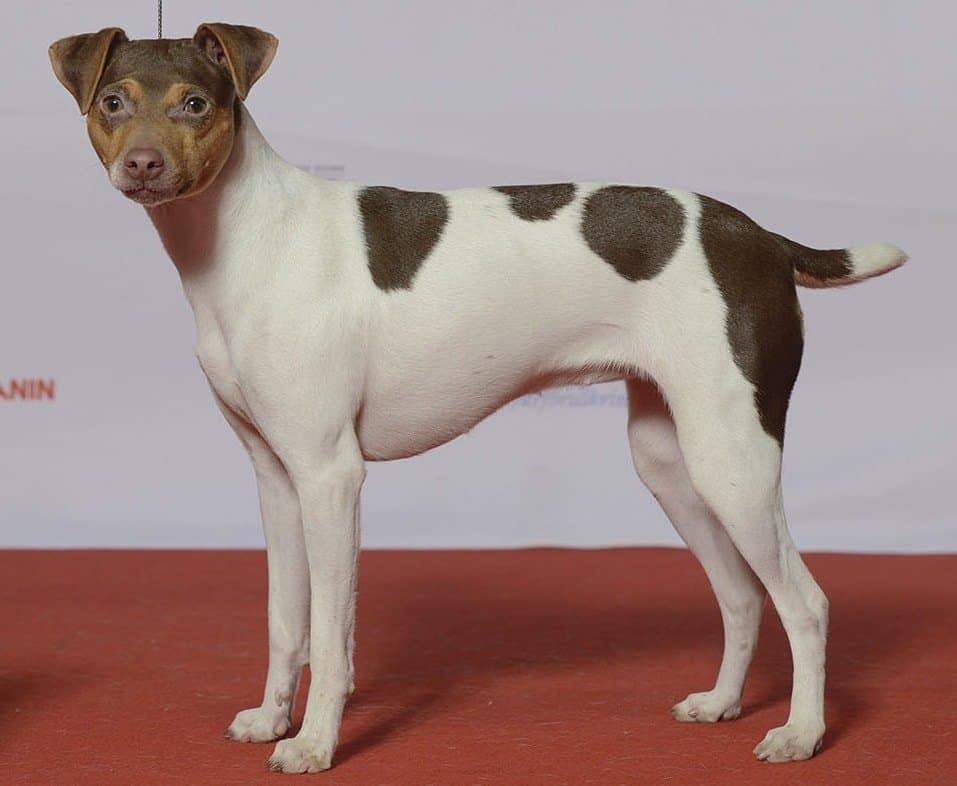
[102, 95, 124, 114]
[184, 96, 209, 115]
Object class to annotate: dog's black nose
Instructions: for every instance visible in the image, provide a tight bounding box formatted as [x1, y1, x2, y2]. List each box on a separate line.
[124, 148, 164, 180]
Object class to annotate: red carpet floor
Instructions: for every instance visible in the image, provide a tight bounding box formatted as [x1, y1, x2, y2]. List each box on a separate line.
[1, 548, 955, 785]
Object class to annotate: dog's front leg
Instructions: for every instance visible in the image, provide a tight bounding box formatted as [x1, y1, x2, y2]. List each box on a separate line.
[213, 393, 311, 744]
[267, 425, 365, 774]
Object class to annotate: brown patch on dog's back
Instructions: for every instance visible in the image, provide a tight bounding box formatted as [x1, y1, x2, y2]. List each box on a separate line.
[494, 184, 576, 221]
[359, 187, 450, 291]
[698, 195, 805, 445]
[581, 186, 685, 282]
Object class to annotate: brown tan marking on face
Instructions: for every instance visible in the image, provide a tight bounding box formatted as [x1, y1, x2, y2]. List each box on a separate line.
[86, 38, 238, 205]
[86, 79, 142, 168]
[49, 24, 277, 207]
[158, 82, 236, 197]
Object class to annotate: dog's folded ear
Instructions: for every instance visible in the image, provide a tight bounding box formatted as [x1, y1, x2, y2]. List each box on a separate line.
[194, 23, 278, 100]
[49, 28, 128, 114]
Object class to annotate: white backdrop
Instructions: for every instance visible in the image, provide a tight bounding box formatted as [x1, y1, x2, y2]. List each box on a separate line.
[1, 1, 954, 550]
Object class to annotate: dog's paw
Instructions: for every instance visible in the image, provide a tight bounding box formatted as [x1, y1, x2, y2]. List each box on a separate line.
[267, 736, 333, 774]
[671, 691, 741, 723]
[225, 706, 290, 743]
[753, 723, 824, 762]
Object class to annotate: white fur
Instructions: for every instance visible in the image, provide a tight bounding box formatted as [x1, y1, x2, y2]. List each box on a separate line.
[145, 107, 878, 771]
[848, 241, 908, 282]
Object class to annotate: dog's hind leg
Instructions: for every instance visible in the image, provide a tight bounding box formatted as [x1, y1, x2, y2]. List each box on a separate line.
[626, 378, 765, 723]
[661, 374, 828, 762]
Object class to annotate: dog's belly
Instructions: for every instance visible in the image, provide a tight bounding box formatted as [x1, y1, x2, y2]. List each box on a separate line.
[354, 189, 650, 460]
[357, 383, 520, 461]
[357, 354, 626, 461]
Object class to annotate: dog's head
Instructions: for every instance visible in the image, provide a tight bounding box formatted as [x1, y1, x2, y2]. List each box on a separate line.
[49, 24, 277, 206]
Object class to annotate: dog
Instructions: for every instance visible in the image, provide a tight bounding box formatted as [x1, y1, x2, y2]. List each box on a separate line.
[49, 23, 906, 773]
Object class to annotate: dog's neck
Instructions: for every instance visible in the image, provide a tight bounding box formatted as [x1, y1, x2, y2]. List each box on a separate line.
[146, 104, 293, 294]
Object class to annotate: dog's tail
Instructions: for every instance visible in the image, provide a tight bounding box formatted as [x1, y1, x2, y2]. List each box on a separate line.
[772, 233, 908, 289]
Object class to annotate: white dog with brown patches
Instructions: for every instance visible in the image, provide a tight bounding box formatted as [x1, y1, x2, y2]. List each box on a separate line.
[50, 23, 906, 774]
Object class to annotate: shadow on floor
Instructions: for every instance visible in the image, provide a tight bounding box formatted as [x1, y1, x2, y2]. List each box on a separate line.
[327, 553, 957, 763]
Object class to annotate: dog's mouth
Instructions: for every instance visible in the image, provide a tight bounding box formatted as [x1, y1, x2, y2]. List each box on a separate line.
[120, 180, 190, 206]
[122, 185, 169, 205]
